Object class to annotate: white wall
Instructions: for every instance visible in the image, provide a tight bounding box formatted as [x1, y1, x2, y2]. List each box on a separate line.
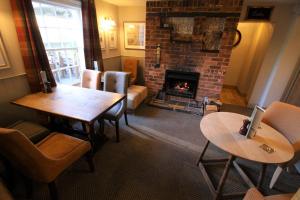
[118, 6, 146, 84]
[95, 1, 146, 75]
[224, 23, 260, 87]
[0, 0, 26, 78]
[118, 6, 146, 58]
[224, 22, 273, 100]
[246, 3, 296, 107]
[0, 0, 36, 126]
[260, 16, 300, 106]
[246, 23, 273, 100]
[95, 0, 121, 60]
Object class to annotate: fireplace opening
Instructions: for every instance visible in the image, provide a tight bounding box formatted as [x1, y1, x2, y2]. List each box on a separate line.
[164, 70, 200, 99]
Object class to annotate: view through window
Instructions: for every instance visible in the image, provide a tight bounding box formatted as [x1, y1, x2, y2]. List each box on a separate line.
[33, 0, 85, 85]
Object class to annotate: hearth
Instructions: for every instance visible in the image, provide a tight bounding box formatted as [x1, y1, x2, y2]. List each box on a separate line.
[164, 70, 200, 99]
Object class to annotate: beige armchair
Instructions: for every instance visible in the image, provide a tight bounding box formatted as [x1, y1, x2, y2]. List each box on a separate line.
[122, 59, 138, 85]
[243, 188, 293, 200]
[0, 128, 93, 200]
[262, 101, 300, 188]
[81, 69, 101, 90]
[0, 178, 14, 200]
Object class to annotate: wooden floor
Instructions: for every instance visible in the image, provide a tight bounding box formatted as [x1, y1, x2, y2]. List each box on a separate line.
[220, 87, 247, 107]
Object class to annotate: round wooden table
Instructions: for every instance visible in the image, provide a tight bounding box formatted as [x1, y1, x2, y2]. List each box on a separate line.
[197, 112, 294, 200]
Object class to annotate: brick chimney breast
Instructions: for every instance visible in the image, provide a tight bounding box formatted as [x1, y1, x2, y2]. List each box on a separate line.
[145, 0, 244, 101]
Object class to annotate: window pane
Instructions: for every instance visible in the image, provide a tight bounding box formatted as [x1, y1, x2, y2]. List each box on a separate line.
[33, 0, 85, 85]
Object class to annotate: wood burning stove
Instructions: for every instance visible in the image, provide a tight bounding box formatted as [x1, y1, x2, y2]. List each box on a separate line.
[164, 70, 200, 99]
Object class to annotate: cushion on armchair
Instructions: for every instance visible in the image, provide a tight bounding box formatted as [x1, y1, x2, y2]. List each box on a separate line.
[243, 188, 294, 200]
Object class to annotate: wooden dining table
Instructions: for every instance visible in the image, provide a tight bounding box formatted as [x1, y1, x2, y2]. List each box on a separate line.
[197, 112, 294, 200]
[12, 84, 126, 145]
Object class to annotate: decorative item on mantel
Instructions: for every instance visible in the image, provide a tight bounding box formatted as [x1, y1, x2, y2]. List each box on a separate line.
[169, 17, 194, 43]
[155, 44, 161, 68]
[159, 14, 225, 52]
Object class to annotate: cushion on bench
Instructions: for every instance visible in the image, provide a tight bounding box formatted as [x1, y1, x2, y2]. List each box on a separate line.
[127, 85, 147, 110]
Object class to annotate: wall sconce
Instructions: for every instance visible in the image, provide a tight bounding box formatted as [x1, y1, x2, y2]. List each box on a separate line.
[100, 17, 116, 31]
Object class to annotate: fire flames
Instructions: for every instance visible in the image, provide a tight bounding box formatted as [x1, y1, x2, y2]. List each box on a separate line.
[174, 82, 190, 92]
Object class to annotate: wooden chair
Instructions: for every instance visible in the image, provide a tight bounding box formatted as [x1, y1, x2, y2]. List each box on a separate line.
[243, 188, 294, 200]
[81, 69, 101, 90]
[122, 59, 138, 85]
[262, 101, 300, 189]
[80, 69, 102, 129]
[102, 71, 129, 142]
[0, 128, 94, 200]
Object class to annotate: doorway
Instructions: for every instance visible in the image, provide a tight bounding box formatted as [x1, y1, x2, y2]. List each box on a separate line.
[222, 22, 274, 107]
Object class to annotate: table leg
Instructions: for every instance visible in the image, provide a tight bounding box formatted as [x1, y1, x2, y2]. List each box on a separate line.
[85, 122, 96, 149]
[98, 118, 105, 135]
[257, 164, 267, 189]
[196, 140, 210, 166]
[215, 155, 235, 200]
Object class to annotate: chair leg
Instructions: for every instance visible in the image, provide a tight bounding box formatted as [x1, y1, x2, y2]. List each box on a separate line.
[85, 151, 95, 172]
[81, 122, 87, 132]
[115, 120, 120, 143]
[48, 181, 58, 200]
[124, 111, 129, 126]
[269, 166, 283, 189]
[23, 176, 33, 199]
[97, 118, 105, 135]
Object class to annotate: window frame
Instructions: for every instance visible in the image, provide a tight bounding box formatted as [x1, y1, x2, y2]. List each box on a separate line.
[33, 0, 85, 86]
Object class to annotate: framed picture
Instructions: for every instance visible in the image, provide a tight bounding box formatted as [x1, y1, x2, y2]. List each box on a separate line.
[108, 30, 117, 49]
[0, 33, 10, 69]
[124, 22, 145, 50]
[100, 31, 106, 50]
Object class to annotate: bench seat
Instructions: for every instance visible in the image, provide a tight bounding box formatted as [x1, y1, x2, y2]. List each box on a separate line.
[127, 85, 147, 110]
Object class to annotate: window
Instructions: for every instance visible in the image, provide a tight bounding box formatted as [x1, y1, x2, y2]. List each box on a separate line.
[33, 0, 85, 85]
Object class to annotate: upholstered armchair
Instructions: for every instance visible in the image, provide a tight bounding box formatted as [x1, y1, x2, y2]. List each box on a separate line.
[122, 59, 138, 85]
[262, 101, 300, 189]
[81, 69, 101, 90]
[0, 128, 94, 200]
[243, 188, 294, 200]
[0, 178, 13, 200]
[102, 71, 129, 142]
[8, 120, 50, 143]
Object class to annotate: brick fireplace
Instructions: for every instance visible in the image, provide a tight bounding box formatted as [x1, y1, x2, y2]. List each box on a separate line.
[144, 0, 243, 102]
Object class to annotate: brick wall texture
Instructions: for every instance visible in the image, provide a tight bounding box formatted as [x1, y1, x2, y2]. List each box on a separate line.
[145, 0, 244, 101]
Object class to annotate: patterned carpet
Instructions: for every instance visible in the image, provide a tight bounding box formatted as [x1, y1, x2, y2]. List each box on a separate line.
[10, 104, 300, 199]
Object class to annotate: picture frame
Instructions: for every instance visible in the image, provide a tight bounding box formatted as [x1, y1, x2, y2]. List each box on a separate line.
[108, 30, 117, 49]
[124, 22, 145, 50]
[245, 6, 274, 21]
[100, 30, 106, 50]
[0, 33, 10, 70]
